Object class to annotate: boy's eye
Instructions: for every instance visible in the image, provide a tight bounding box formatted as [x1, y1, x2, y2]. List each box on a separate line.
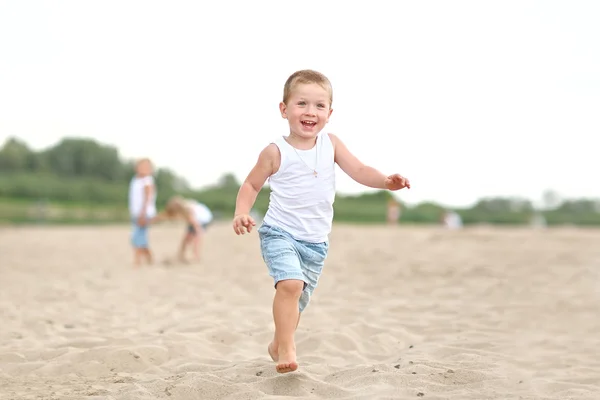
[317, 104, 325, 108]
[298, 101, 306, 106]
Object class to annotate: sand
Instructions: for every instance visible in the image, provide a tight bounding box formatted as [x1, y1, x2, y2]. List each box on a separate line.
[1, 222, 599, 400]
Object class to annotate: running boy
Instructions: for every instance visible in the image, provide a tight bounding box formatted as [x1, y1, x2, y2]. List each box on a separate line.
[128, 158, 157, 267]
[232, 70, 410, 373]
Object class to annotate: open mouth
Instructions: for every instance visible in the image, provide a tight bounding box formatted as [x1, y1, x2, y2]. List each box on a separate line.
[301, 120, 317, 128]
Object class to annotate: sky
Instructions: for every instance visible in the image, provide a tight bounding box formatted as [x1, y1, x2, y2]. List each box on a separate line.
[0, 0, 598, 208]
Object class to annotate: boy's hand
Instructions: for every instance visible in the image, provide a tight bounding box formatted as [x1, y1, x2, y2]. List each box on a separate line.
[233, 214, 256, 235]
[384, 174, 410, 191]
[137, 215, 147, 226]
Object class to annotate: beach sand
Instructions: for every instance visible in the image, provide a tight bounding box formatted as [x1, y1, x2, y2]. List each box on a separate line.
[1, 223, 599, 399]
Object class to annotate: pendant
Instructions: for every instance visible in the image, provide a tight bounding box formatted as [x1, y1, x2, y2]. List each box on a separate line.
[313, 170, 318, 177]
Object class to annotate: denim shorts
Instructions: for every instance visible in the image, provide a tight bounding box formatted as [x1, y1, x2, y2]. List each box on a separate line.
[187, 222, 211, 235]
[258, 223, 328, 312]
[130, 218, 149, 249]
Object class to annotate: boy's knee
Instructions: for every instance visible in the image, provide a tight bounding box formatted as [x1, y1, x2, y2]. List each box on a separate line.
[276, 279, 304, 298]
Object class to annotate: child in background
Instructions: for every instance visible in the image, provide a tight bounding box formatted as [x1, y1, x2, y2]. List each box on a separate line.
[387, 197, 402, 225]
[128, 158, 157, 267]
[154, 196, 213, 263]
[232, 69, 411, 373]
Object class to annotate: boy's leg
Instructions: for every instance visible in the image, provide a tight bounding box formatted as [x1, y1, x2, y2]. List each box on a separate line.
[269, 313, 301, 362]
[143, 248, 154, 265]
[131, 221, 149, 267]
[191, 226, 204, 261]
[178, 230, 193, 263]
[133, 249, 143, 266]
[269, 239, 328, 362]
[139, 224, 151, 265]
[258, 225, 306, 373]
[272, 279, 303, 373]
[192, 236, 201, 261]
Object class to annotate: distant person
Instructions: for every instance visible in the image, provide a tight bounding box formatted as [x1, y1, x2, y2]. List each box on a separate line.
[154, 196, 213, 263]
[386, 198, 401, 225]
[441, 210, 463, 229]
[530, 212, 547, 229]
[231, 69, 411, 374]
[128, 158, 157, 267]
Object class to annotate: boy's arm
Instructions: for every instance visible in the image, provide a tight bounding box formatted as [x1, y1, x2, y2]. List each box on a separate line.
[152, 210, 168, 223]
[233, 144, 279, 234]
[330, 134, 387, 189]
[330, 133, 410, 190]
[234, 144, 279, 216]
[138, 178, 154, 224]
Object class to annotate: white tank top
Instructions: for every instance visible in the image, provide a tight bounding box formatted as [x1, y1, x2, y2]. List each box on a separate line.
[185, 200, 213, 224]
[262, 132, 336, 243]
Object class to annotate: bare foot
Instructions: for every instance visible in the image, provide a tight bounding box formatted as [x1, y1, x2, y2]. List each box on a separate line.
[268, 342, 278, 362]
[276, 347, 298, 374]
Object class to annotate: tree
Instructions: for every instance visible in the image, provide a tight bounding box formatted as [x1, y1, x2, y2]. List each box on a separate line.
[0, 137, 33, 171]
[155, 168, 190, 194]
[44, 137, 122, 180]
[217, 173, 240, 190]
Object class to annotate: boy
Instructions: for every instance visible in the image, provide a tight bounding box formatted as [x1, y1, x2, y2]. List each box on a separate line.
[232, 70, 410, 373]
[153, 196, 213, 263]
[128, 158, 157, 266]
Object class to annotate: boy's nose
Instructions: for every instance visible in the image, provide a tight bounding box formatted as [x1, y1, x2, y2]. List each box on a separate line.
[304, 105, 317, 115]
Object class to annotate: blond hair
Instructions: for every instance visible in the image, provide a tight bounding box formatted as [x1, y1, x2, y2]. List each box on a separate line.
[283, 69, 333, 106]
[135, 157, 152, 170]
[135, 157, 151, 166]
[164, 196, 189, 218]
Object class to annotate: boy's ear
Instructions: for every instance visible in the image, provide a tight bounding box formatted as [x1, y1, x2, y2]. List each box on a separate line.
[327, 108, 333, 122]
[279, 102, 288, 119]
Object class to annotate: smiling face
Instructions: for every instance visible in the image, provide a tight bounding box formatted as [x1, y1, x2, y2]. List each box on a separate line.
[280, 82, 333, 144]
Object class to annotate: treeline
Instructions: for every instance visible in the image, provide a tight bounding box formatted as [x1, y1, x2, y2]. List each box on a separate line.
[1, 136, 599, 226]
[0, 136, 188, 204]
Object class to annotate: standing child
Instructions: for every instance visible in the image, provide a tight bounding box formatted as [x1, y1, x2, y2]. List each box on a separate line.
[154, 196, 213, 263]
[128, 158, 157, 267]
[232, 69, 410, 374]
[387, 197, 402, 225]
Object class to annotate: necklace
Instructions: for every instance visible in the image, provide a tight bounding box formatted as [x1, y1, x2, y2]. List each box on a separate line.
[291, 137, 319, 178]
